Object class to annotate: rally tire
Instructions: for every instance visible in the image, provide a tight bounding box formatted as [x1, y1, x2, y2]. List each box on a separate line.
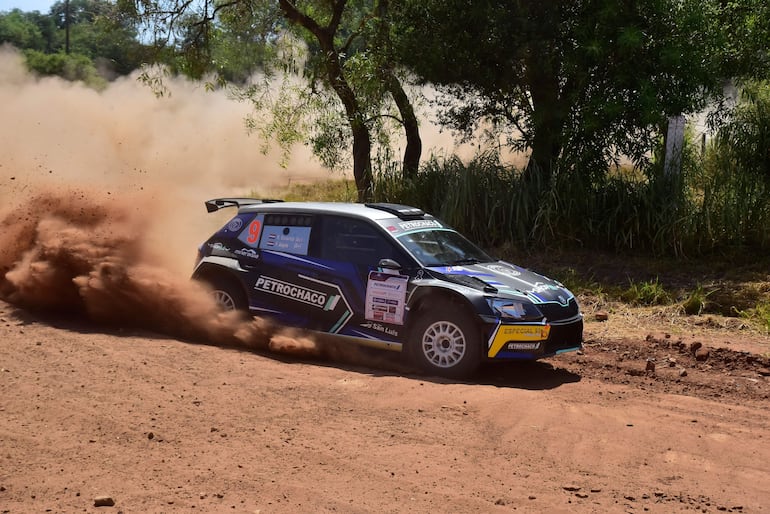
[200, 274, 248, 313]
[409, 304, 481, 379]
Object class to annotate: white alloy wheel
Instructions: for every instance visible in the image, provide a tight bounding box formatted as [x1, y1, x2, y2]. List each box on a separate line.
[212, 289, 238, 311]
[420, 320, 467, 368]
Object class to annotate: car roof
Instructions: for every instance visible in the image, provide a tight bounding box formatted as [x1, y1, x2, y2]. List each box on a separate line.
[240, 201, 433, 222]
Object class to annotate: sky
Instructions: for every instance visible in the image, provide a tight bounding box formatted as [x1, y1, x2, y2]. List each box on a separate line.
[0, 1, 56, 13]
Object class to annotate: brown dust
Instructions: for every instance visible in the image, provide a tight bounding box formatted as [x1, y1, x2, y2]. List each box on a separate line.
[0, 47, 390, 367]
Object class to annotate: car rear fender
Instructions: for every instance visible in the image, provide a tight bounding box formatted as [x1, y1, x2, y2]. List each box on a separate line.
[192, 257, 248, 289]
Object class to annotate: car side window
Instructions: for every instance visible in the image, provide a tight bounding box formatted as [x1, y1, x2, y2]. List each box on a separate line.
[319, 216, 407, 269]
[257, 213, 314, 255]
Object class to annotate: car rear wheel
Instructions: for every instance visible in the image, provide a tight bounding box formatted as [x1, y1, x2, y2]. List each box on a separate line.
[410, 304, 481, 379]
[199, 274, 248, 313]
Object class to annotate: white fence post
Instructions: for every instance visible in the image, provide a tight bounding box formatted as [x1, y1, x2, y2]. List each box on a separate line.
[664, 115, 686, 176]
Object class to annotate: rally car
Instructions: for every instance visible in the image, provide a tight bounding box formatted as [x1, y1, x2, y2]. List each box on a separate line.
[193, 199, 583, 378]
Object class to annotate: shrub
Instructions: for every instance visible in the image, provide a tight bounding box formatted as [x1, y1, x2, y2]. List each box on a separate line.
[23, 49, 106, 89]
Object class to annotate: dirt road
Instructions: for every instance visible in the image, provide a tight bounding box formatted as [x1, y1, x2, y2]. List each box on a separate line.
[2, 48, 768, 513]
[1, 300, 768, 514]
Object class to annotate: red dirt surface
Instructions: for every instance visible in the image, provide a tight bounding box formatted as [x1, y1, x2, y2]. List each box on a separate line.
[1, 299, 768, 514]
[0, 51, 768, 511]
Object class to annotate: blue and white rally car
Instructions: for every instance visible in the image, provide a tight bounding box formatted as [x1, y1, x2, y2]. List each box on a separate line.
[193, 199, 583, 378]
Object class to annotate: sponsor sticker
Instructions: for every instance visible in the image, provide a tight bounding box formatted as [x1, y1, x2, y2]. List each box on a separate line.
[531, 282, 560, 293]
[397, 219, 442, 231]
[483, 263, 521, 278]
[487, 324, 551, 358]
[234, 248, 259, 260]
[207, 242, 230, 252]
[365, 271, 408, 325]
[360, 321, 399, 337]
[254, 275, 337, 310]
[499, 325, 551, 339]
[506, 342, 541, 350]
[226, 217, 244, 232]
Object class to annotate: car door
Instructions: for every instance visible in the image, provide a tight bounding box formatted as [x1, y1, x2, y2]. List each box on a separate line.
[312, 215, 414, 342]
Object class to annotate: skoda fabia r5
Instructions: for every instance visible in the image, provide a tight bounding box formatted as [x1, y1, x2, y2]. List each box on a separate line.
[193, 199, 583, 378]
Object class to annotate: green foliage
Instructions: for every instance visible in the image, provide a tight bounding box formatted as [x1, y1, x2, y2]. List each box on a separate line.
[682, 284, 716, 315]
[0, 9, 47, 51]
[370, 82, 770, 258]
[621, 278, 672, 306]
[738, 300, 770, 332]
[393, 0, 725, 179]
[56, 0, 146, 75]
[372, 151, 685, 254]
[682, 83, 770, 251]
[713, 82, 770, 180]
[208, 1, 278, 84]
[3, 0, 147, 78]
[718, 0, 770, 80]
[23, 49, 106, 88]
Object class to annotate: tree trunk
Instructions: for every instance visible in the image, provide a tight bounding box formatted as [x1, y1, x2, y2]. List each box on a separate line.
[278, 0, 373, 201]
[385, 73, 421, 179]
[351, 120, 373, 201]
[524, 55, 565, 183]
[526, 121, 562, 183]
[377, 0, 420, 180]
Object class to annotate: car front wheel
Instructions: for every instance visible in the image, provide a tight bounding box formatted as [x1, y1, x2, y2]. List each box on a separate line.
[410, 304, 481, 379]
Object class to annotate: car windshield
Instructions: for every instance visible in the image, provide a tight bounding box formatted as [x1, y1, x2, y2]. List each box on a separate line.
[396, 229, 494, 267]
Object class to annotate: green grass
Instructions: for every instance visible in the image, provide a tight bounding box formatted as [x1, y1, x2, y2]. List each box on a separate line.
[738, 300, 770, 333]
[620, 277, 672, 306]
[681, 284, 717, 315]
[254, 179, 358, 202]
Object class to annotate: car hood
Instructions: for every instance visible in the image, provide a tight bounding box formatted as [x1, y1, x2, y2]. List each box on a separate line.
[425, 261, 573, 304]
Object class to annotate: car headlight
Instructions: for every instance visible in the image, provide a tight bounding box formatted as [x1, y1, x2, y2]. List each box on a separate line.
[488, 298, 544, 321]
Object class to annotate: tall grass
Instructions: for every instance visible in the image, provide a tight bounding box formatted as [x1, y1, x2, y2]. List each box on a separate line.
[371, 142, 770, 256]
[372, 152, 685, 254]
[687, 82, 770, 251]
[370, 82, 770, 257]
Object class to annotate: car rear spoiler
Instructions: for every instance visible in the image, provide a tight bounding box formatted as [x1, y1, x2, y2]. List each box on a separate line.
[204, 198, 283, 213]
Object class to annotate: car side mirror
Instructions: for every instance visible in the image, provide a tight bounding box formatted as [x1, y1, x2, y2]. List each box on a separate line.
[378, 258, 402, 271]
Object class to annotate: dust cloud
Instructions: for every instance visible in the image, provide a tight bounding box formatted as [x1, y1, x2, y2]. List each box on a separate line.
[0, 47, 390, 366]
[0, 185, 328, 357]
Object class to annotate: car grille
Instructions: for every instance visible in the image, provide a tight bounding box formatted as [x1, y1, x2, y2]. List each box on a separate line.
[538, 297, 579, 322]
[543, 318, 583, 354]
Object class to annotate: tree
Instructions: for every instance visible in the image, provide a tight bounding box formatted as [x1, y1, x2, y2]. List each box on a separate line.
[393, 0, 726, 181]
[276, 1, 373, 199]
[50, 0, 146, 75]
[208, 1, 279, 84]
[122, 0, 422, 200]
[23, 49, 106, 86]
[1, 1, 148, 77]
[371, 0, 420, 178]
[0, 9, 47, 51]
[717, 0, 770, 82]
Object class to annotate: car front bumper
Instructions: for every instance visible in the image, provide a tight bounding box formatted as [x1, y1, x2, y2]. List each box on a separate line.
[484, 314, 583, 360]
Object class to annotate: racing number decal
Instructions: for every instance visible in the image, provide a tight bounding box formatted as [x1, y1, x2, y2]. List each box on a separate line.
[247, 219, 262, 244]
[238, 214, 265, 248]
